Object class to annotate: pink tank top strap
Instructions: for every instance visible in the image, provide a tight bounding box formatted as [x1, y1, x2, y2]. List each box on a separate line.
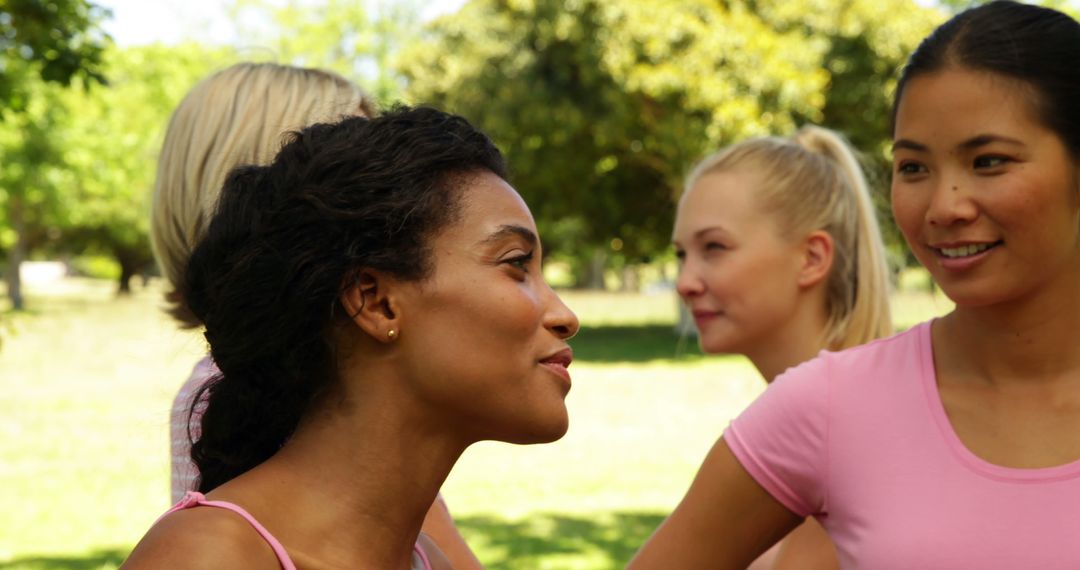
[161, 491, 297, 570]
[413, 540, 433, 570]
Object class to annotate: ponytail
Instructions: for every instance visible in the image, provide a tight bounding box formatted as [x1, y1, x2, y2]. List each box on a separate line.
[792, 126, 893, 349]
[185, 163, 330, 492]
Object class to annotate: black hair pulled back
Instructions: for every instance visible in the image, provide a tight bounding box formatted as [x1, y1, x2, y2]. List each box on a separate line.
[184, 105, 508, 492]
[893, 1, 1080, 156]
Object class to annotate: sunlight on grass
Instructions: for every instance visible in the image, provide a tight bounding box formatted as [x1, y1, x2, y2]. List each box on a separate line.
[0, 275, 951, 569]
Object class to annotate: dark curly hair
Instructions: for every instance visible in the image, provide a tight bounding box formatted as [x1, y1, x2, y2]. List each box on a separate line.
[893, 1, 1080, 157]
[184, 106, 508, 492]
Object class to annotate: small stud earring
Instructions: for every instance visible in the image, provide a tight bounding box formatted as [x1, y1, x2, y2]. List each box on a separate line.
[387, 329, 397, 339]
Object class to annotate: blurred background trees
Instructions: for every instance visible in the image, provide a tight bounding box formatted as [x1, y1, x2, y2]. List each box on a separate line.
[2, 0, 961, 309]
[2, 0, 109, 309]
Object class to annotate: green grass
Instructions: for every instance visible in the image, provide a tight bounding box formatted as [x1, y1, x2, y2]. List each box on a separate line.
[0, 277, 952, 569]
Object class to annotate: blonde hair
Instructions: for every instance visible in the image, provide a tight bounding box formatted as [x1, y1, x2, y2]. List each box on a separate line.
[685, 126, 892, 350]
[151, 62, 373, 328]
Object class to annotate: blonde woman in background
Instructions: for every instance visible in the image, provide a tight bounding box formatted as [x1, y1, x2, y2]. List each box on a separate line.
[669, 126, 892, 569]
[150, 62, 482, 569]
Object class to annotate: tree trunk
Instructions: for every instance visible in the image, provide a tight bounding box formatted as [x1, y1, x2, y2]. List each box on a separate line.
[115, 247, 142, 296]
[5, 195, 26, 311]
[620, 264, 639, 292]
[117, 262, 135, 295]
[581, 248, 608, 290]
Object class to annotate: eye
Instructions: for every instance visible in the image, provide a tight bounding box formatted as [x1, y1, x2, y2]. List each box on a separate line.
[704, 241, 727, 252]
[674, 248, 686, 263]
[973, 155, 1010, 170]
[504, 251, 534, 274]
[895, 161, 927, 176]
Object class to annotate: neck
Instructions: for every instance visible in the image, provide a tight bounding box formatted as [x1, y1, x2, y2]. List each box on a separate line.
[939, 267, 1080, 385]
[746, 289, 831, 383]
[215, 366, 468, 568]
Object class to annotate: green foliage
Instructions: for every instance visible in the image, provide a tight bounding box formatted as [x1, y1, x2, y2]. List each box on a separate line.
[749, 0, 944, 261]
[55, 43, 232, 282]
[0, 0, 109, 110]
[229, 0, 422, 102]
[69, 254, 118, 279]
[0, 77, 72, 250]
[401, 0, 942, 284]
[0, 41, 232, 295]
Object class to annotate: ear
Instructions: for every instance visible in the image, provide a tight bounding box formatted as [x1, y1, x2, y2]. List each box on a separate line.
[339, 269, 401, 343]
[796, 230, 835, 289]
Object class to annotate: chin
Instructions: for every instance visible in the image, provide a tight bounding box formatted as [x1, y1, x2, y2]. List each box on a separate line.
[503, 411, 570, 445]
[935, 280, 1015, 308]
[699, 334, 743, 356]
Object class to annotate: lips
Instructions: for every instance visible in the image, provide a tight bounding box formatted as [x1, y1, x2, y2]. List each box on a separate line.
[539, 347, 573, 387]
[540, 347, 573, 368]
[690, 309, 722, 328]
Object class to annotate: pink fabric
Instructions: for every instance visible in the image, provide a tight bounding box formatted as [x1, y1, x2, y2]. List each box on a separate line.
[161, 491, 297, 569]
[725, 320, 1080, 569]
[170, 356, 214, 503]
[160, 491, 433, 570]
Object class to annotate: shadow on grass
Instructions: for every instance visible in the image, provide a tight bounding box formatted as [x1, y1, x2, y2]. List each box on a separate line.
[0, 548, 126, 570]
[458, 511, 666, 569]
[570, 324, 704, 363]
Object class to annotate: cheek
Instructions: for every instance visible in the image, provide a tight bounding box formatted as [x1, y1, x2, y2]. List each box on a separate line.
[467, 286, 544, 353]
[891, 188, 924, 242]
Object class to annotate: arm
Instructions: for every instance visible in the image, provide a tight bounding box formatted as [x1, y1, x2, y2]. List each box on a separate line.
[421, 493, 485, 570]
[629, 437, 802, 569]
[772, 519, 838, 570]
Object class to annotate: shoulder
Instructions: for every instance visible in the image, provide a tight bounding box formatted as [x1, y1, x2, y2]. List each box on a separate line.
[123, 506, 281, 569]
[779, 320, 929, 390]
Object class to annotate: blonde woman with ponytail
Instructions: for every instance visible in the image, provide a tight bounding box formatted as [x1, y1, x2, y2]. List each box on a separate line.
[658, 125, 891, 569]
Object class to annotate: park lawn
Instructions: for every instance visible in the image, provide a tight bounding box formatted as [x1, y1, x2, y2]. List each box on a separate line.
[0, 278, 951, 569]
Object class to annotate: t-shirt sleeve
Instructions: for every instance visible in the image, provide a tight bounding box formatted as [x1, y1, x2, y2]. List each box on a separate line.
[724, 354, 831, 518]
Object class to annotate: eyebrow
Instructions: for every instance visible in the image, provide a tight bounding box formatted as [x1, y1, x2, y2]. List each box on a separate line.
[693, 225, 730, 239]
[673, 225, 730, 245]
[958, 134, 1024, 150]
[481, 224, 538, 247]
[892, 133, 1025, 153]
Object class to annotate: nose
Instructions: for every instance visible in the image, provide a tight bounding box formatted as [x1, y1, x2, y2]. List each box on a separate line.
[926, 175, 978, 227]
[675, 257, 704, 300]
[544, 286, 580, 340]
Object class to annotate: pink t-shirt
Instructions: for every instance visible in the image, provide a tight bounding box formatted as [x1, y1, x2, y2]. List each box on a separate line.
[725, 321, 1080, 569]
[170, 356, 214, 503]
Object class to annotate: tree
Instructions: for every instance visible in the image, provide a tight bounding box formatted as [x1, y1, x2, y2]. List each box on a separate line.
[56, 43, 233, 293]
[0, 0, 108, 109]
[747, 0, 943, 267]
[228, 0, 422, 102]
[401, 0, 831, 286]
[1, 0, 109, 309]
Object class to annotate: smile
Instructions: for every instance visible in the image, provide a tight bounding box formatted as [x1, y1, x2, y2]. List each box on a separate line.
[934, 241, 1001, 258]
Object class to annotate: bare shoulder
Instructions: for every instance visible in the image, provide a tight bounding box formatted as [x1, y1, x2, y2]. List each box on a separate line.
[122, 506, 282, 569]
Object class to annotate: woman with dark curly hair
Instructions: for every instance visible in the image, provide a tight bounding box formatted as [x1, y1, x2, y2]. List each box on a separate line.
[124, 106, 579, 569]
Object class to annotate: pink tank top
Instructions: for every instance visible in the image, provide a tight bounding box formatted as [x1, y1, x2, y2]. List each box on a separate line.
[160, 491, 433, 570]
